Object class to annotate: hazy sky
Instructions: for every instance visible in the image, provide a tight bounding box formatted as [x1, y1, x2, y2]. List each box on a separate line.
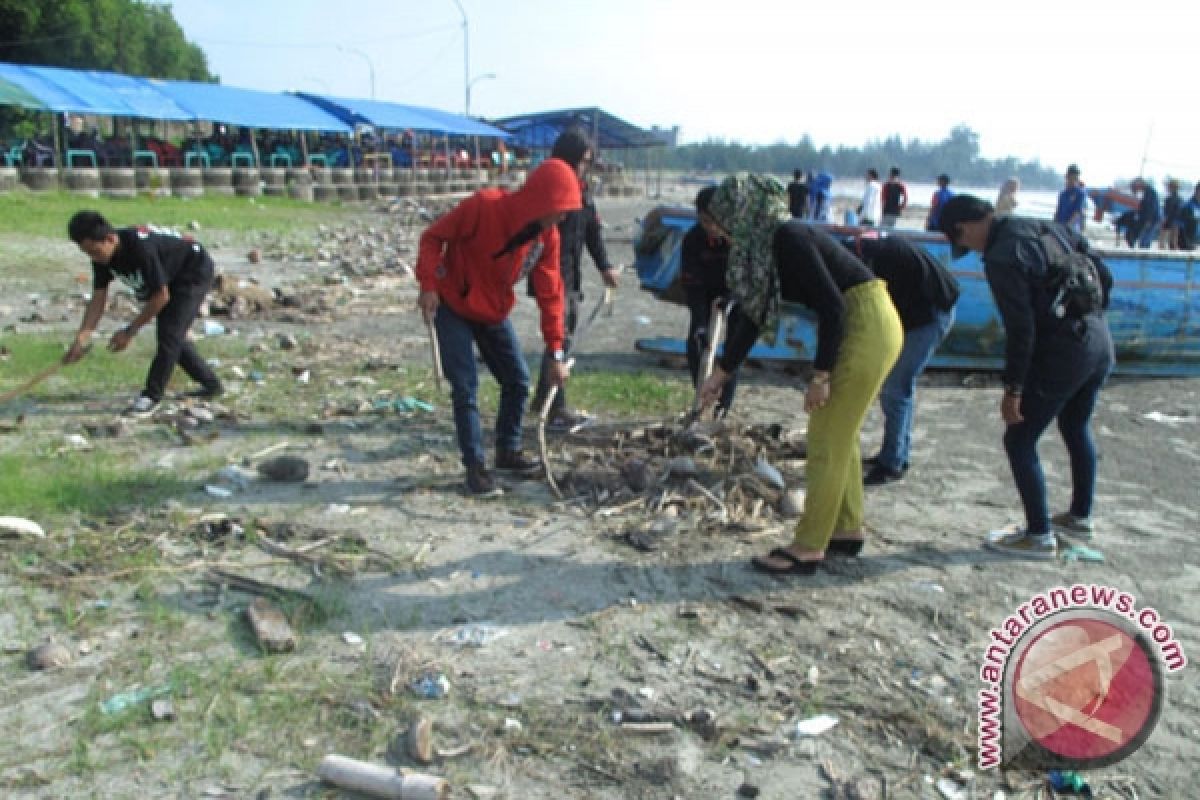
[166, 0, 1194, 185]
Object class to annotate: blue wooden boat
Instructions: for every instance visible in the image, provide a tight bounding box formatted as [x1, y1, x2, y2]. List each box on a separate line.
[633, 208, 1200, 377]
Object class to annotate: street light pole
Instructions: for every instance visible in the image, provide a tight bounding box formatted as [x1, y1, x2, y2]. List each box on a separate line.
[450, 0, 469, 115]
[466, 72, 496, 119]
[337, 46, 375, 100]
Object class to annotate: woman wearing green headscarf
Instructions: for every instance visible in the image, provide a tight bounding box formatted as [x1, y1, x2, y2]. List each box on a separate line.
[698, 173, 903, 574]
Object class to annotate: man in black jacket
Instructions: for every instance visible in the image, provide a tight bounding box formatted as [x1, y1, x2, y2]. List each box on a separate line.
[529, 128, 620, 430]
[682, 186, 737, 415]
[857, 236, 959, 485]
[65, 210, 223, 417]
[939, 195, 1114, 560]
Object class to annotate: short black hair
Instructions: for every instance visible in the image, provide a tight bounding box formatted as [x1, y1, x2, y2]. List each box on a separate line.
[550, 127, 592, 170]
[68, 210, 114, 243]
[793, 169, 804, 180]
[867, 168, 879, 180]
[695, 186, 717, 213]
[937, 173, 950, 185]
[889, 167, 900, 177]
[936, 193, 993, 247]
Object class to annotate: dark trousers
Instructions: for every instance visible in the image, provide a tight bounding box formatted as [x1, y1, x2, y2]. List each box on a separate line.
[435, 303, 529, 467]
[531, 290, 580, 415]
[685, 286, 737, 413]
[144, 271, 219, 401]
[1003, 320, 1114, 534]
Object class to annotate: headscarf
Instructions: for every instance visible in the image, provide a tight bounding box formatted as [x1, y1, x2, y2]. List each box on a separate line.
[707, 172, 792, 337]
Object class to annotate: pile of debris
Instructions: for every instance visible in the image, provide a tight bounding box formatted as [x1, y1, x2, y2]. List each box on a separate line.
[547, 419, 808, 547]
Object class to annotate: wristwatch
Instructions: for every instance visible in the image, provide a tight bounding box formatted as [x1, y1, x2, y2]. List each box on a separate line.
[1004, 383, 1023, 396]
[552, 349, 566, 363]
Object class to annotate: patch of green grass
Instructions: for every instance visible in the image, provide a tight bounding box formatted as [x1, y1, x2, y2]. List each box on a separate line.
[0, 189, 357, 239]
[553, 369, 692, 417]
[0, 449, 187, 520]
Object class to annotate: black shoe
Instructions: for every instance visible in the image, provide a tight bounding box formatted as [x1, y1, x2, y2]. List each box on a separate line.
[465, 463, 502, 496]
[864, 464, 905, 486]
[496, 449, 541, 473]
[546, 408, 591, 432]
[184, 382, 223, 399]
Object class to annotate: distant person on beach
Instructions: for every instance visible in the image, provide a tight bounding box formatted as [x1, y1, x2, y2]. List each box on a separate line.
[786, 169, 810, 219]
[938, 194, 1114, 560]
[1053, 164, 1087, 234]
[810, 170, 833, 222]
[925, 174, 954, 232]
[529, 128, 621, 432]
[416, 158, 581, 495]
[881, 167, 908, 227]
[65, 211, 224, 417]
[856, 236, 960, 486]
[858, 168, 883, 227]
[1176, 183, 1200, 251]
[1129, 177, 1163, 249]
[1161, 179, 1184, 250]
[995, 177, 1020, 216]
[697, 173, 902, 575]
[681, 186, 737, 416]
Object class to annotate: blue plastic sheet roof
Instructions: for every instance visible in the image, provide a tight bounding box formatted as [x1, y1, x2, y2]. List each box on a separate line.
[492, 107, 675, 150]
[152, 80, 350, 132]
[0, 62, 191, 117]
[298, 93, 510, 137]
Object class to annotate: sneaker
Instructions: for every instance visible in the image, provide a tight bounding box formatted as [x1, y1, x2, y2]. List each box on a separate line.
[546, 408, 591, 433]
[124, 394, 160, 418]
[496, 449, 541, 473]
[183, 382, 224, 399]
[864, 463, 905, 486]
[1051, 512, 1095, 541]
[464, 463, 503, 497]
[983, 529, 1057, 560]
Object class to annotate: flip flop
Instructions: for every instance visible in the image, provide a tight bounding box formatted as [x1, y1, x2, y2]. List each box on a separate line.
[752, 547, 822, 575]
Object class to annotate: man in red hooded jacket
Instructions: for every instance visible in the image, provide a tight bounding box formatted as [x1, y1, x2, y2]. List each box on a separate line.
[416, 158, 582, 495]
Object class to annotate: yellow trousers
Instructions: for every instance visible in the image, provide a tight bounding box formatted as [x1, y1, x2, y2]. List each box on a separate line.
[794, 279, 902, 550]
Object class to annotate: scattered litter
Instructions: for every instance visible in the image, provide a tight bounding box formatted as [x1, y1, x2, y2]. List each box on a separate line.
[325, 503, 351, 514]
[342, 631, 365, 646]
[793, 713, 838, 737]
[753, 454, 785, 489]
[737, 783, 761, 799]
[99, 683, 172, 715]
[408, 713, 434, 764]
[296, 369, 311, 384]
[150, 699, 175, 721]
[936, 777, 969, 800]
[1143, 411, 1191, 426]
[0, 516, 46, 538]
[438, 623, 508, 648]
[26, 641, 72, 670]
[202, 320, 226, 336]
[410, 671, 450, 699]
[1061, 544, 1105, 563]
[204, 485, 234, 498]
[246, 598, 296, 653]
[64, 433, 91, 449]
[249, 370, 265, 384]
[913, 581, 946, 593]
[635, 315, 651, 325]
[393, 396, 436, 413]
[503, 718, 523, 732]
[636, 686, 656, 700]
[215, 465, 256, 490]
[1047, 769, 1093, 796]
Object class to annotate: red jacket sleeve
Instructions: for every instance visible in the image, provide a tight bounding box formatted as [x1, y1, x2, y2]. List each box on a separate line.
[415, 196, 479, 292]
[529, 229, 566, 352]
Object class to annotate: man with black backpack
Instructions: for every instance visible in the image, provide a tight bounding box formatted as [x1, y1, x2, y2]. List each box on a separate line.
[938, 195, 1114, 560]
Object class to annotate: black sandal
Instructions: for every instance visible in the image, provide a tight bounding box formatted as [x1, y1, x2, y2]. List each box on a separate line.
[752, 547, 822, 575]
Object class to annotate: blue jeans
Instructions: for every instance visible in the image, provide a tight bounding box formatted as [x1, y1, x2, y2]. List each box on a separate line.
[1003, 319, 1114, 534]
[435, 304, 530, 467]
[876, 307, 955, 472]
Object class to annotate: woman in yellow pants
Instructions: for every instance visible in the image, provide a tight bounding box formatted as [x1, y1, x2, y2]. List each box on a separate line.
[699, 173, 902, 574]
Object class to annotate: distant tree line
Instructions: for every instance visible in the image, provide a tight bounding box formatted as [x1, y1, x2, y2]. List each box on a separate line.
[655, 125, 1062, 189]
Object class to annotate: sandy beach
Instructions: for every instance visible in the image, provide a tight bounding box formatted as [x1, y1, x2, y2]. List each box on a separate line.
[0, 182, 1195, 799]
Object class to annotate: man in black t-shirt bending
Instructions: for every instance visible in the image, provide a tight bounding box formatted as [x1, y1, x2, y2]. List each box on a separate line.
[65, 210, 223, 417]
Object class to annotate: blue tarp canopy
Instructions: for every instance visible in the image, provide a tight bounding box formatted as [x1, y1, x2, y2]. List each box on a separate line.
[298, 93, 510, 137]
[0, 62, 190, 118]
[152, 80, 350, 132]
[493, 107, 675, 150]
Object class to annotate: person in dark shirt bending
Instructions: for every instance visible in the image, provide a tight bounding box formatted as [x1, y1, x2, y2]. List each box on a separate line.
[697, 173, 903, 574]
[681, 186, 737, 415]
[65, 210, 223, 417]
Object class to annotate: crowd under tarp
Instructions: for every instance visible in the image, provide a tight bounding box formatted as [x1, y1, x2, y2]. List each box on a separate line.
[0, 61, 505, 138]
[492, 107, 675, 150]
